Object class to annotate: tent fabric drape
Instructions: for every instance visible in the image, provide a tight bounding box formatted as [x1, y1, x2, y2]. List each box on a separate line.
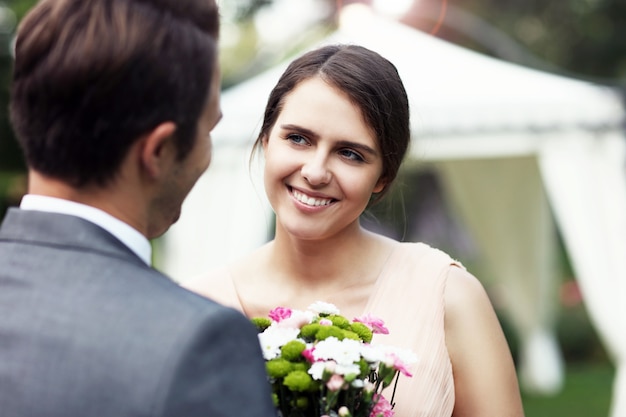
[538, 132, 626, 417]
[435, 156, 563, 394]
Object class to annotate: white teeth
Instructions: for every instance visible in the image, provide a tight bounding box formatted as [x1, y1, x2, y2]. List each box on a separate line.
[293, 190, 332, 207]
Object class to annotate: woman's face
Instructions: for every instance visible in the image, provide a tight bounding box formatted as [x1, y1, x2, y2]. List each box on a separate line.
[263, 76, 386, 241]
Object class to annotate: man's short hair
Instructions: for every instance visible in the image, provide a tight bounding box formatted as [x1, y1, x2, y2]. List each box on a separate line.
[10, 0, 219, 186]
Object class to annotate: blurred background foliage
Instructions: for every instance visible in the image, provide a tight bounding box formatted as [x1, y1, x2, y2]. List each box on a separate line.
[0, 2, 622, 411]
[405, 0, 626, 83]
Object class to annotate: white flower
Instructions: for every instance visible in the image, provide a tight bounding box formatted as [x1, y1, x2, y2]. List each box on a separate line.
[313, 337, 362, 365]
[334, 363, 361, 377]
[307, 301, 340, 315]
[351, 379, 365, 388]
[360, 344, 387, 364]
[307, 360, 360, 382]
[382, 345, 418, 366]
[361, 344, 417, 366]
[258, 324, 301, 360]
[308, 361, 328, 380]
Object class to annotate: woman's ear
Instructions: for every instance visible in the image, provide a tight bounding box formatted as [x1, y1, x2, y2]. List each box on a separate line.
[261, 133, 269, 151]
[139, 122, 177, 179]
[373, 176, 388, 194]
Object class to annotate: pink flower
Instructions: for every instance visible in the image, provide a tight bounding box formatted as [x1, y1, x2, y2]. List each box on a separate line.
[389, 353, 413, 377]
[354, 314, 389, 334]
[276, 309, 315, 328]
[326, 374, 345, 391]
[302, 347, 316, 363]
[268, 306, 292, 322]
[319, 318, 333, 326]
[370, 394, 394, 417]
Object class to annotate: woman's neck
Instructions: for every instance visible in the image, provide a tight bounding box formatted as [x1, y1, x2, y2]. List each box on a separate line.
[269, 224, 392, 289]
[231, 225, 397, 319]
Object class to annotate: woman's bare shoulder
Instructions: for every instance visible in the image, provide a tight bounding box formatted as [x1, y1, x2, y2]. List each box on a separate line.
[444, 267, 491, 316]
[444, 267, 524, 417]
[443, 266, 505, 354]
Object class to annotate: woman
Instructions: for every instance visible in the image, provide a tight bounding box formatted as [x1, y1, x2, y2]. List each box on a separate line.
[184, 44, 525, 417]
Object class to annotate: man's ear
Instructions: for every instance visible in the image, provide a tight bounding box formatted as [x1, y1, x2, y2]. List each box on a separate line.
[139, 122, 177, 179]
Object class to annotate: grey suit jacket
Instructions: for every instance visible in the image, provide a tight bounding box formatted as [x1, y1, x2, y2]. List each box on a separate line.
[0, 208, 276, 417]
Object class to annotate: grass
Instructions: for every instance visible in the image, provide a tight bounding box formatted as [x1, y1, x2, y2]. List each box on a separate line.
[521, 362, 615, 417]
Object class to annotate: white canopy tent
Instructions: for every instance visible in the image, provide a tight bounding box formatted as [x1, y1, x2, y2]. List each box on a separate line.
[161, 6, 626, 414]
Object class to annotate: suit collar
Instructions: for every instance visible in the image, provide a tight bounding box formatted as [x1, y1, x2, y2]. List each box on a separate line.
[20, 195, 151, 265]
[0, 208, 147, 266]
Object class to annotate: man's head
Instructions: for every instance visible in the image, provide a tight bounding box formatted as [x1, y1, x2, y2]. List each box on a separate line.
[10, 0, 220, 188]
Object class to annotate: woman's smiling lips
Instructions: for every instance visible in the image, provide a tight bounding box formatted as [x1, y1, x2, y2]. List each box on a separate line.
[288, 186, 336, 208]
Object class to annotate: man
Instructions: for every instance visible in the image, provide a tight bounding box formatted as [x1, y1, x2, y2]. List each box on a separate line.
[0, 0, 276, 416]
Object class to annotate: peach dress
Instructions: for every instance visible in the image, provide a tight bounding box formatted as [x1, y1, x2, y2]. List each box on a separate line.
[187, 242, 460, 417]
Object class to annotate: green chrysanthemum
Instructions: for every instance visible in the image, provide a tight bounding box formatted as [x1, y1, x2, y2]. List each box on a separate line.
[292, 362, 309, 372]
[283, 370, 314, 392]
[300, 323, 321, 339]
[281, 340, 307, 361]
[295, 396, 309, 409]
[308, 380, 322, 392]
[251, 317, 272, 332]
[328, 314, 350, 329]
[349, 322, 373, 343]
[341, 329, 361, 341]
[266, 358, 292, 379]
[315, 325, 345, 340]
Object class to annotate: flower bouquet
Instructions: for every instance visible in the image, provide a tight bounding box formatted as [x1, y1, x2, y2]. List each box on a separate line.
[251, 301, 417, 417]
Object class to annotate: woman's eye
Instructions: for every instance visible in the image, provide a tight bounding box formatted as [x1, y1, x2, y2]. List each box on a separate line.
[339, 149, 364, 162]
[287, 134, 308, 145]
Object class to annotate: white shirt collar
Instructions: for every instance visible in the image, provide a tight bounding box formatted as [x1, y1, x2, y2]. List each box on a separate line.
[20, 194, 152, 265]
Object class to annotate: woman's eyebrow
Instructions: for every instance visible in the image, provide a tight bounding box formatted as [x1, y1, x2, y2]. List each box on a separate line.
[280, 124, 378, 156]
[279, 124, 319, 139]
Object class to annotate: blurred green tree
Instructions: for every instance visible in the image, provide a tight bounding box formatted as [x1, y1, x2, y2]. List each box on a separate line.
[1, 0, 34, 174]
[402, 0, 626, 84]
[1, 0, 32, 217]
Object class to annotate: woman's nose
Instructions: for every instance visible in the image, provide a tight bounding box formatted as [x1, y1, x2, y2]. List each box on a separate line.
[301, 155, 332, 186]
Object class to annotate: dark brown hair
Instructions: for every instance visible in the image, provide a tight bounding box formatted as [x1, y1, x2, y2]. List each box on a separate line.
[254, 44, 410, 204]
[10, 0, 219, 186]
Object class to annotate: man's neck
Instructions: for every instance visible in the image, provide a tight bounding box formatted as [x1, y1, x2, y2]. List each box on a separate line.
[27, 170, 149, 237]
